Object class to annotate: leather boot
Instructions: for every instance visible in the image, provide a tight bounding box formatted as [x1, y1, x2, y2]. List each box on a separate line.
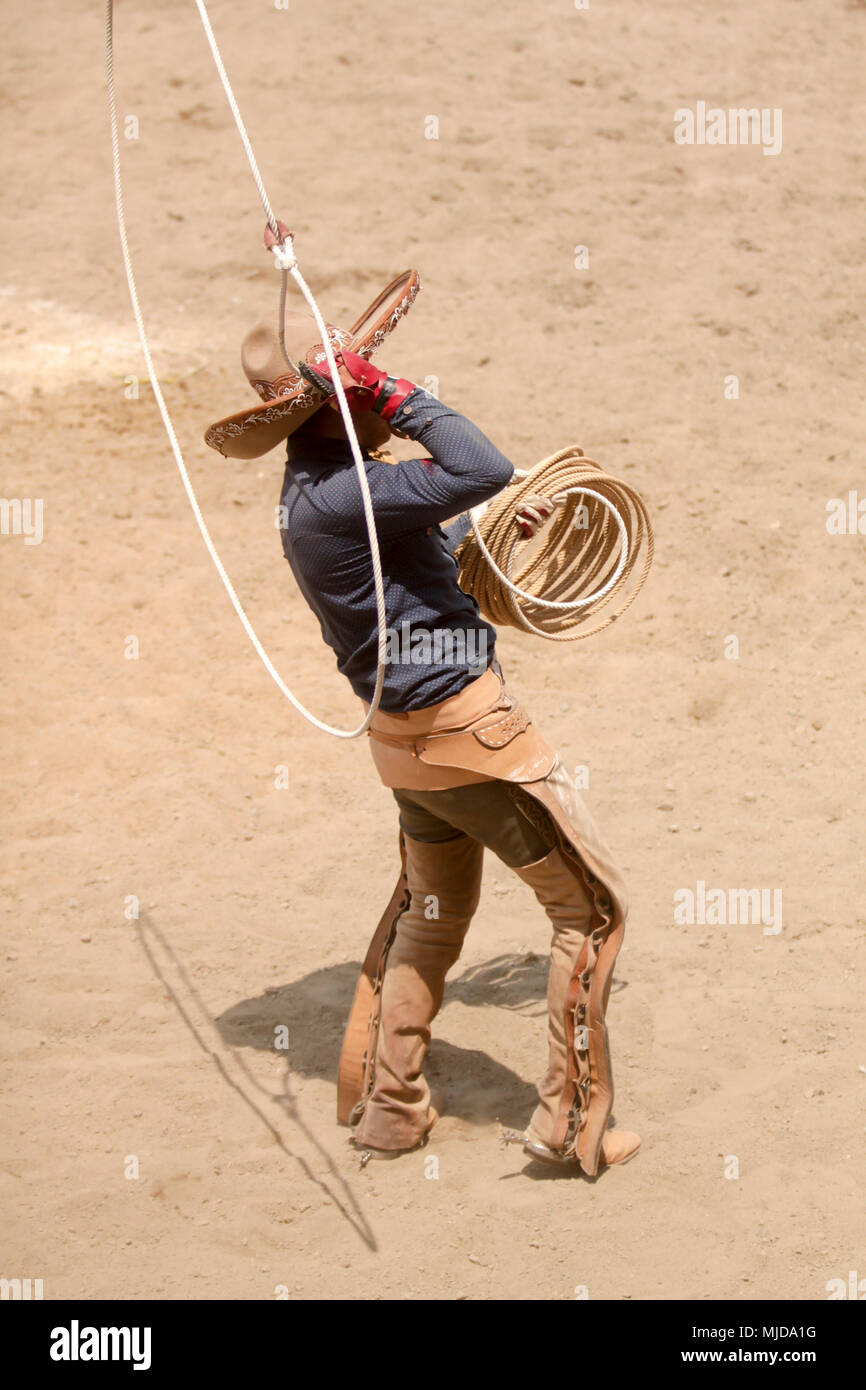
[515, 846, 639, 1165]
[351, 831, 483, 1152]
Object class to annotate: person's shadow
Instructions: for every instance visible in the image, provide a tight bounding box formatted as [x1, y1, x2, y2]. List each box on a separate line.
[215, 952, 555, 1130]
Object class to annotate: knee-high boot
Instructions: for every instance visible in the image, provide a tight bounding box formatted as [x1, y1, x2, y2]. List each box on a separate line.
[351, 831, 483, 1152]
[515, 847, 639, 1170]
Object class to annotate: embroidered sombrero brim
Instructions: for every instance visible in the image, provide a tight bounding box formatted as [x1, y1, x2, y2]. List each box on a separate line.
[205, 269, 421, 459]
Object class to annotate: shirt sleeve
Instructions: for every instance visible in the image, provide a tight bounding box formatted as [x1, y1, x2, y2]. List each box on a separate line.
[350, 389, 514, 539]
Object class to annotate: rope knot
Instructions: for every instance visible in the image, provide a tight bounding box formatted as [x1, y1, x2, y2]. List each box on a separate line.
[270, 241, 297, 272]
[264, 218, 296, 271]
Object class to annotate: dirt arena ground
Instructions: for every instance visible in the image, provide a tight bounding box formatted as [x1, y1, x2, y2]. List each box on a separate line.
[2, 0, 865, 1302]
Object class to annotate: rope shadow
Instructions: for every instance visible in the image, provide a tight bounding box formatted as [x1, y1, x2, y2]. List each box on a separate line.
[134, 913, 378, 1252]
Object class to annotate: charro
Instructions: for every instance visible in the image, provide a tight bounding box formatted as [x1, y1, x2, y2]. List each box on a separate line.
[205, 278, 644, 1178]
[108, 0, 649, 1182]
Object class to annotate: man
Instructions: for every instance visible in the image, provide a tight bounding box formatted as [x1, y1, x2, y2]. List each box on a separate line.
[205, 277, 639, 1175]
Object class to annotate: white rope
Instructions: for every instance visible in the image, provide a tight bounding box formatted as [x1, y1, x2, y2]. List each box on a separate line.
[192, 0, 280, 241]
[106, 0, 388, 738]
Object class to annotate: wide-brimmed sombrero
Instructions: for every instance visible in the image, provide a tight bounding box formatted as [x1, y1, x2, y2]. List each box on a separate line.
[204, 269, 421, 459]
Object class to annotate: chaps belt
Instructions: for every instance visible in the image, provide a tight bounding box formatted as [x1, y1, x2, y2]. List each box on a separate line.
[367, 687, 557, 789]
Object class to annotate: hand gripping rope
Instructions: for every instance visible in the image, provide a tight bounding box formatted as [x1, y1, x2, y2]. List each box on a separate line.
[106, 0, 387, 738]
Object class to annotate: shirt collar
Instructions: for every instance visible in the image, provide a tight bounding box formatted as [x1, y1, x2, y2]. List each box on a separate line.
[285, 433, 370, 472]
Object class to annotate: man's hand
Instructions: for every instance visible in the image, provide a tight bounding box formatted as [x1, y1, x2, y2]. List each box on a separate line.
[515, 495, 557, 537]
[305, 348, 418, 420]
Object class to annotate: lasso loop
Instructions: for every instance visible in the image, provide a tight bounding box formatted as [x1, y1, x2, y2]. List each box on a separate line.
[106, 0, 386, 738]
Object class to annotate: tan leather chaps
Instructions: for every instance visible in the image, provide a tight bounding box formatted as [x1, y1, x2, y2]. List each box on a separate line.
[338, 664, 628, 1177]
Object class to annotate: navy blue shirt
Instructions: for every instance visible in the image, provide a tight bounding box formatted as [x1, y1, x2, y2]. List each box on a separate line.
[278, 389, 514, 711]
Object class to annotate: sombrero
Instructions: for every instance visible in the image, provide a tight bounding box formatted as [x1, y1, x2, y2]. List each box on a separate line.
[204, 269, 421, 459]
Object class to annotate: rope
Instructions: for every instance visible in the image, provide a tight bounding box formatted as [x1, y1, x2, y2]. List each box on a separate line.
[192, 0, 279, 239]
[457, 447, 653, 641]
[105, 0, 387, 738]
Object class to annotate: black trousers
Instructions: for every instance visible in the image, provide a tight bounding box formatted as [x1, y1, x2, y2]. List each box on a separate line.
[392, 780, 557, 869]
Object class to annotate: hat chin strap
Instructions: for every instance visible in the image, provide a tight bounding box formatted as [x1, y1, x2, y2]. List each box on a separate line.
[297, 361, 332, 395]
[273, 234, 302, 376]
[276, 273, 300, 375]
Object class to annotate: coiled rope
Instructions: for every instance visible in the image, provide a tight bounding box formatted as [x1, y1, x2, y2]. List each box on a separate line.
[458, 447, 653, 640]
[106, 0, 387, 738]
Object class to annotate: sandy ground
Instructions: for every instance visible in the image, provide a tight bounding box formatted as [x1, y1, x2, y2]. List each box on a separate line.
[2, 0, 865, 1301]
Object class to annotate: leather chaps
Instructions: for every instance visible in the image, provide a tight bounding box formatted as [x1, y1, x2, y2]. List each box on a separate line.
[337, 664, 628, 1177]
